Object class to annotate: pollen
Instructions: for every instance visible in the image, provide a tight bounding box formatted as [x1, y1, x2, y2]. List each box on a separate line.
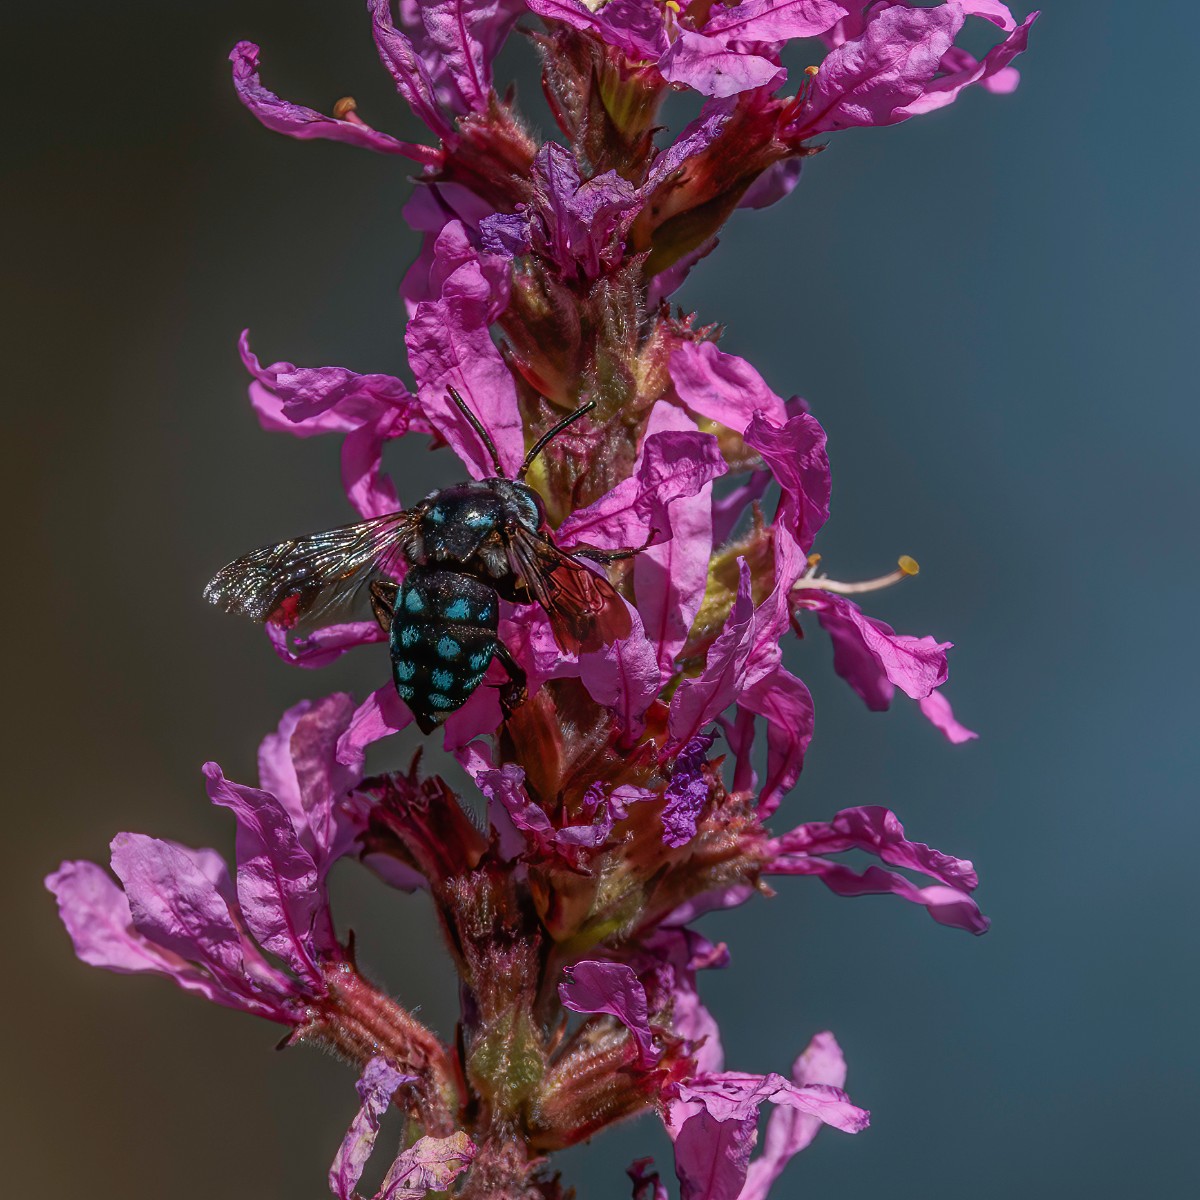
[804, 65, 820, 77]
[898, 555, 920, 576]
[332, 96, 357, 118]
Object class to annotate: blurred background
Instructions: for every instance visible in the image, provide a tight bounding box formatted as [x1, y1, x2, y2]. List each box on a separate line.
[4, 1, 1196, 1195]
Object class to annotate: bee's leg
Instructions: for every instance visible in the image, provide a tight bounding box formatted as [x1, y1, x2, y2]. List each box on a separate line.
[572, 528, 657, 565]
[369, 580, 399, 631]
[493, 642, 527, 717]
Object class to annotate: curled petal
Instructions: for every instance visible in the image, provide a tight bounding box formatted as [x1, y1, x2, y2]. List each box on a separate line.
[559, 961, 659, 1067]
[743, 411, 831, 552]
[919, 690, 978, 743]
[674, 1109, 757, 1200]
[410, 0, 523, 116]
[378, 1131, 477, 1199]
[738, 666, 814, 817]
[336, 686, 414, 770]
[229, 42, 438, 162]
[659, 31, 785, 99]
[579, 607, 661, 741]
[670, 341, 788, 433]
[268, 621, 388, 671]
[329, 1058, 417, 1200]
[367, 0, 454, 138]
[204, 764, 327, 980]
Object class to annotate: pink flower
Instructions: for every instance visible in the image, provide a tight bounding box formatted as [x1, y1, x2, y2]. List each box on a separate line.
[46, 695, 366, 1022]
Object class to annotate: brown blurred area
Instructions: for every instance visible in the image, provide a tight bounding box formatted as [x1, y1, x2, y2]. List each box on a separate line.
[5, 3, 1199, 1198]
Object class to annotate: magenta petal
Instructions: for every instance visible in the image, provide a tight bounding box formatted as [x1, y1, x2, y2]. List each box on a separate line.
[919, 690, 979, 743]
[674, 1109, 756, 1200]
[406, 224, 524, 479]
[108, 834, 257, 987]
[961, 0, 1018, 31]
[659, 31, 785, 99]
[679, 1072, 869, 1133]
[739, 666, 814, 817]
[257, 694, 361, 869]
[579, 606, 661, 741]
[527, 0, 668, 61]
[229, 42, 439, 161]
[703, 0, 847, 42]
[899, 10, 1037, 115]
[628, 1158, 670, 1200]
[740, 1033, 848, 1200]
[801, 3, 963, 133]
[799, 591, 951, 707]
[559, 961, 659, 1067]
[668, 560, 756, 745]
[669, 341, 788, 433]
[412, 0, 522, 116]
[204, 764, 326, 980]
[743, 411, 831, 552]
[268, 621, 388, 671]
[329, 1057, 417, 1200]
[336, 686, 414, 770]
[558, 426, 726, 551]
[367, 0, 454, 138]
[378, 1131, 477, 1199]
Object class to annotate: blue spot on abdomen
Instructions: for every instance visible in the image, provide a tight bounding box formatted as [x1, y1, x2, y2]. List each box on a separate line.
[443, 597, 472, 620]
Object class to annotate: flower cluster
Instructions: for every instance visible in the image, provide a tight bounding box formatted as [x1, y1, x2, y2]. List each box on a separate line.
[49, 3, 1033, 1198]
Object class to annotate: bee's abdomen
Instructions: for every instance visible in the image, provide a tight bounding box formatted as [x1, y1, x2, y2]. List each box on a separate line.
[389, 567, 499, 733]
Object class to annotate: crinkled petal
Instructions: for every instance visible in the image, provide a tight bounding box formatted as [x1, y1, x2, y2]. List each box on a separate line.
[769, 805, 988, 933]
[799, 3, 963, 134]
[559, 961, 659, 1067]
[679, 1072, 869, 1133]
[405, 223, 524, 479]
[739, 1032, 848, 1200]
[659, 32, 785, 100]
[668, 560, 755, 745]
[703, 0, 847, 42]
[674, 1109, 757, 1200]
[919, 690, 978, 743]
[204, 764, 327, 980]
[378, 1131, 477, 1200]
[527, 0, 668, 61]
[330, 1058, 417, 1200]
[898, 9, 1036, 115]
[670, 342, 789, 433]
[108, 834, 246, 977]
[798, 590, 950, 708]
[647, 99, 735, 192]
[336, 686, 415, 770]
[268, 621, 388, 671]
[411, 0, 523, 115]
[661, 734, 717, 848]
[229, 42, 439, 162]
[738, 666, 814, 817]
[743, 411, 830, 552]
[579, 606, 661, 741]
[558, 426, 726, 551]
[738, 158, 804, 211]
[367, 0, 455, 138]
[629, 1158, 670, 1200]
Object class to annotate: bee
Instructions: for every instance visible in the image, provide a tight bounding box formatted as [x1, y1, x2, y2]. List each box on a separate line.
[204, 390, 637, 734]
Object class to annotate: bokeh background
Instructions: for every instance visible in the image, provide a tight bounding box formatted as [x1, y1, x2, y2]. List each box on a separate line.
[5, 1, 1196, 1195]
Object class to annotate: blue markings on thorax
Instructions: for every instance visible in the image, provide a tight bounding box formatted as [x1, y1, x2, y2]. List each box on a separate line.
[404, 588, 425, 614]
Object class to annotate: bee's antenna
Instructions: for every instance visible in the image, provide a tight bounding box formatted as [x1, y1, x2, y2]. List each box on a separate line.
[517, 401, 596, 481]
[446, 386, 505, 478]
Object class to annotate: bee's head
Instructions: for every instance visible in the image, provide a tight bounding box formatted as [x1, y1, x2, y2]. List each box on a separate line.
[491, 478, 546, 534]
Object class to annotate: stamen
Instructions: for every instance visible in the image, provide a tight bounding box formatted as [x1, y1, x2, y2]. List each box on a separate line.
[793, 556, 920, 596]
[333, 96, 365, 127]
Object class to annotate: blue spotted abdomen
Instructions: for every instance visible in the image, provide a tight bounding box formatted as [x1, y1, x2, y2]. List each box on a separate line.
[390, 566, 499, 734]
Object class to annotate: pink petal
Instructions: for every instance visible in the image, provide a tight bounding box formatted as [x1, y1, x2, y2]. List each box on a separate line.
[738, 666, 814, 817]
[579, 606, 661, 741]
[336, 686, 414, 770]
[559, 961, 659, 1067]
[405, 224, 524, 479]
[739, 1032, 848, 1200]
[267, 621, 388, 671]
[329, 1058, 417, 1200]
[204, 764, 326, 981]
[919, 690, 979, 743]
[800, 3, 963, 134]
[674, 1109, 757, 1200]
[703, 0, 847, 42]
[366, 0, 454, 138]
[409, 0, 522, 116]
[229, 42, 439, 162]
[743, 411, 831, 552]
[659, 31, 785, 100]
[669, 341, 788, 433]
[378, 1131, 477, 1199]
[668, 560, 756, 746]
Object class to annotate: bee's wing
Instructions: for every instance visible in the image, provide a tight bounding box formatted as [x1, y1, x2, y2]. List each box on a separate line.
[203, 510, 419, 633]
[509, 528, 632, 655]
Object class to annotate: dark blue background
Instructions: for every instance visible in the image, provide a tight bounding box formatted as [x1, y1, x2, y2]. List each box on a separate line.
[6, 2, 1195, 1195]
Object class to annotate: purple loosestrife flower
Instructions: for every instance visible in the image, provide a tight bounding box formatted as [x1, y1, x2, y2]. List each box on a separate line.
[48, 4, 1030, 1197]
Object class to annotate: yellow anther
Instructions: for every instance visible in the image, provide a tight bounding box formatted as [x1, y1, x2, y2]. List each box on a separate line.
[665, 0, 681, 10]
[332, 96, 358, 119]
[807, 553, 822, 568]
[804, 65, 820, 77]
[898, 555, 919, 576]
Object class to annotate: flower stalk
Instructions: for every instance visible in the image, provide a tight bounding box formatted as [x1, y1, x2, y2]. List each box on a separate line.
[48, 3, 1034, 1197]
